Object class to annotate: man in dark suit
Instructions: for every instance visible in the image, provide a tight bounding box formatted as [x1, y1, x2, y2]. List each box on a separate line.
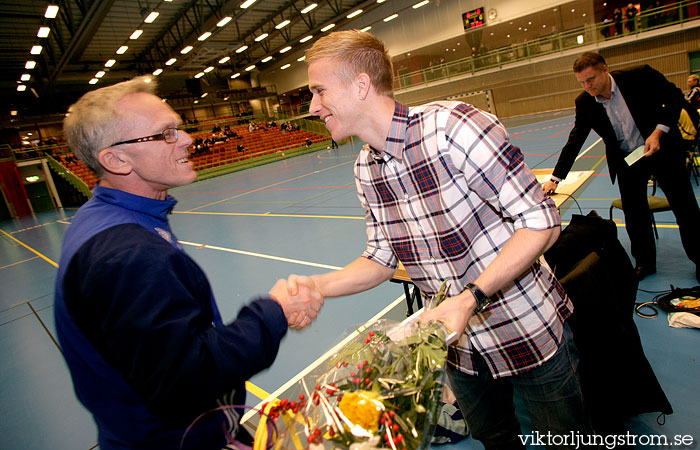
[543, 52, 700, 281]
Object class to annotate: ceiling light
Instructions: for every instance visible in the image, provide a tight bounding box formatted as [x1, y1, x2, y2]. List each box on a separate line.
[297, 55, 306, 61]
[37, 27, 51, 38]
[204, 66, 214, 72]
[255, 33, 269, 41]
[45, 5, 59, 18]
[194, 100, 199, 104]
[201, 92, 208, 98]
[143, 77, 152, 83]
[95, 71, 105, 78]
[347, 9, 363, 18]
[384, 14, 398, 22]
[165, 58, 177, 65]
[88, 79, 98, 85]
[20, 74, 31, 81]
[25, 61, 36, 69]
[577, 34, 584, 44]
[275, 20, 290, 29]
[219, 56, 230, 64]
[240, 0, 257, 8]
[130, 29, 143, 39]
[377, 0, 387, 3]
[144, 11, 159, 23]
[194, 72, 204, 78]
[153, 68, 163, 75]
[301, 3, 318, 13]
[181, 46, 193, 54]
[300, 35, 313, 43]
[217, 16, 232, 27]
[223, 97, 229, 101]
[280, 46, 292, 53]
[231, 72, 241, 79]
[412, 0, 429, 8]
[198, 32, 211, 41]
[116, 46, 128, 54]
[261, 56, 273, 62]
[281, 63, 291, 69]
[321, 23, 335, 32]
[360, 26, 372, 32]
[245, 64, 256, 71]
[236, 45, 248, 53]
[105, 59, 116, 67]
[17, 85, 27, 91]
[30, 45, 43, 55]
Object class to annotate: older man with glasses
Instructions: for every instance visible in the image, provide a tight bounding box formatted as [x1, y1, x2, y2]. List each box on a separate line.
[55, 76, 323, 449]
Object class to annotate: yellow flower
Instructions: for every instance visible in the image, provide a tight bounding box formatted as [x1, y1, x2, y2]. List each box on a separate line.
[338, 390, 383, 433]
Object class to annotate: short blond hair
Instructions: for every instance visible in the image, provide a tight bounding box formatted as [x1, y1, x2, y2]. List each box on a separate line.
[688, 74, 699, 85]
[305, 30, 394, 98]
[63, 76, 157, 175]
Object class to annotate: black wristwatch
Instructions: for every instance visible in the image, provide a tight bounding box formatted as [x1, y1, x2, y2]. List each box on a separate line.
[465, 282, 493, 313]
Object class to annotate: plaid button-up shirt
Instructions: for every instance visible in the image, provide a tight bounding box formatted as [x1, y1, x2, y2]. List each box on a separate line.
[355, 101, 573, 378]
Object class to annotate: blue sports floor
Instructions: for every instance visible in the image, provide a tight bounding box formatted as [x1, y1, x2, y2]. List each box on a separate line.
[1, 111, 698, 448]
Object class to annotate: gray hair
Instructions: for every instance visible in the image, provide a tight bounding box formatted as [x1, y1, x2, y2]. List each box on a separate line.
[63, 76, 157, 175]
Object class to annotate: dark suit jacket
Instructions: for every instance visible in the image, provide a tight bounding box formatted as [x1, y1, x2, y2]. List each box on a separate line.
[553, 65, 685, 183]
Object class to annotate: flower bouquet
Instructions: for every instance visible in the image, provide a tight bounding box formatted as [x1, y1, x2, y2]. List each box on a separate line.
[253, 298, 454, 450]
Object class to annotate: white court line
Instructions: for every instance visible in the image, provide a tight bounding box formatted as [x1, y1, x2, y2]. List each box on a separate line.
[178, 240, 343, 271]
[239, 292, 411, 424]
[576, 137, 602, 161]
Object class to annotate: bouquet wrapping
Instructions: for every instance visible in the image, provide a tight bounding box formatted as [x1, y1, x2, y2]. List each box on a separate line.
[253, 317, 451, 450]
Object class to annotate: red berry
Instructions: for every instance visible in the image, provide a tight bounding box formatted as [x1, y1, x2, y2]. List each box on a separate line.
[364, 378, 370, 384]
[299, 394, 305, 401]
[280, 399, 288, 407]
[369, 331, 375, 337]
[392, 424, 399, 432]
[388, 411, 395, 418]
[365, 367, 371, 373]
[315, 384, 321, 390]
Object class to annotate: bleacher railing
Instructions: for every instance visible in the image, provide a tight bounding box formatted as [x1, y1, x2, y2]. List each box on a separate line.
[393, 0, 700, 91]
[45, 154, 92, 199]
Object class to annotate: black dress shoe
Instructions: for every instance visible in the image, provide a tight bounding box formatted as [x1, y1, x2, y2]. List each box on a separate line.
[635, 266, 656, 281]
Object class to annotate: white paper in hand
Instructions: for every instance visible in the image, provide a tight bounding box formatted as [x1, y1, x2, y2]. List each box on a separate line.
[625, 145, 646, 166]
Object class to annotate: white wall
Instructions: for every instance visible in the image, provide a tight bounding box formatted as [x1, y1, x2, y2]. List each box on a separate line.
[259, 0, 574, 94]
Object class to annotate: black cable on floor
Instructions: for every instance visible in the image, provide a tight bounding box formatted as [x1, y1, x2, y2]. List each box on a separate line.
[634, 285, 700, 318]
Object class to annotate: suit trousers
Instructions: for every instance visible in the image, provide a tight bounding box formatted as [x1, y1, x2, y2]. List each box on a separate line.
[616, 145, 700, 268]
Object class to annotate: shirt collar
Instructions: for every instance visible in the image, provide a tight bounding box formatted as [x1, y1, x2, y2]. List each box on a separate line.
[368, 101, 409, 163]
[92, 185, 177, 221]
[595, 73, 617, 103]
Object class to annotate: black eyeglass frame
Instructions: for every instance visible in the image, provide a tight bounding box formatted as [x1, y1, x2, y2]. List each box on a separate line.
[110, 127, 180, 147]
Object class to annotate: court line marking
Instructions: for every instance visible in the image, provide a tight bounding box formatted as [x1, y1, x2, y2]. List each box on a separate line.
[245, 381, 271, 401]
[0, 255, 40, 270]
[185, 160, 354, 212]
[174, 211, 364, 220]
[179, 240, 344, 270]
[0, 229, 58, 268]
[240, 292, 409, 423]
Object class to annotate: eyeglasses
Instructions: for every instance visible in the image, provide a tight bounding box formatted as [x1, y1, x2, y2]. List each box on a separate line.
[111, 127, 180, 147]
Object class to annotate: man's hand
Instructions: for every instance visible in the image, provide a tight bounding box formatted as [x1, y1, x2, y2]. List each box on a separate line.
[542, 180, 558, 196]
[419, 290, 477, 337]
[644, 129, 664, 156]
[269, 277, 324, 330]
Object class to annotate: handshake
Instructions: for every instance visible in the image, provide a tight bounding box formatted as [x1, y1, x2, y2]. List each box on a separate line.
[269, 275, 324, 330]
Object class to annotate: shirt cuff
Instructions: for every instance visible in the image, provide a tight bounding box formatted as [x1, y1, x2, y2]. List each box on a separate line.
[656, 124, 670, 134]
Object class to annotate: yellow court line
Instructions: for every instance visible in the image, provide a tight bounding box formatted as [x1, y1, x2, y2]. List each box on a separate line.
[185, 160, 354, 212]
[245, 381, 271, 401]
[0, 255, 40, 270]
[174, 211, 363, 220]
[0, 229, 58, 268]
